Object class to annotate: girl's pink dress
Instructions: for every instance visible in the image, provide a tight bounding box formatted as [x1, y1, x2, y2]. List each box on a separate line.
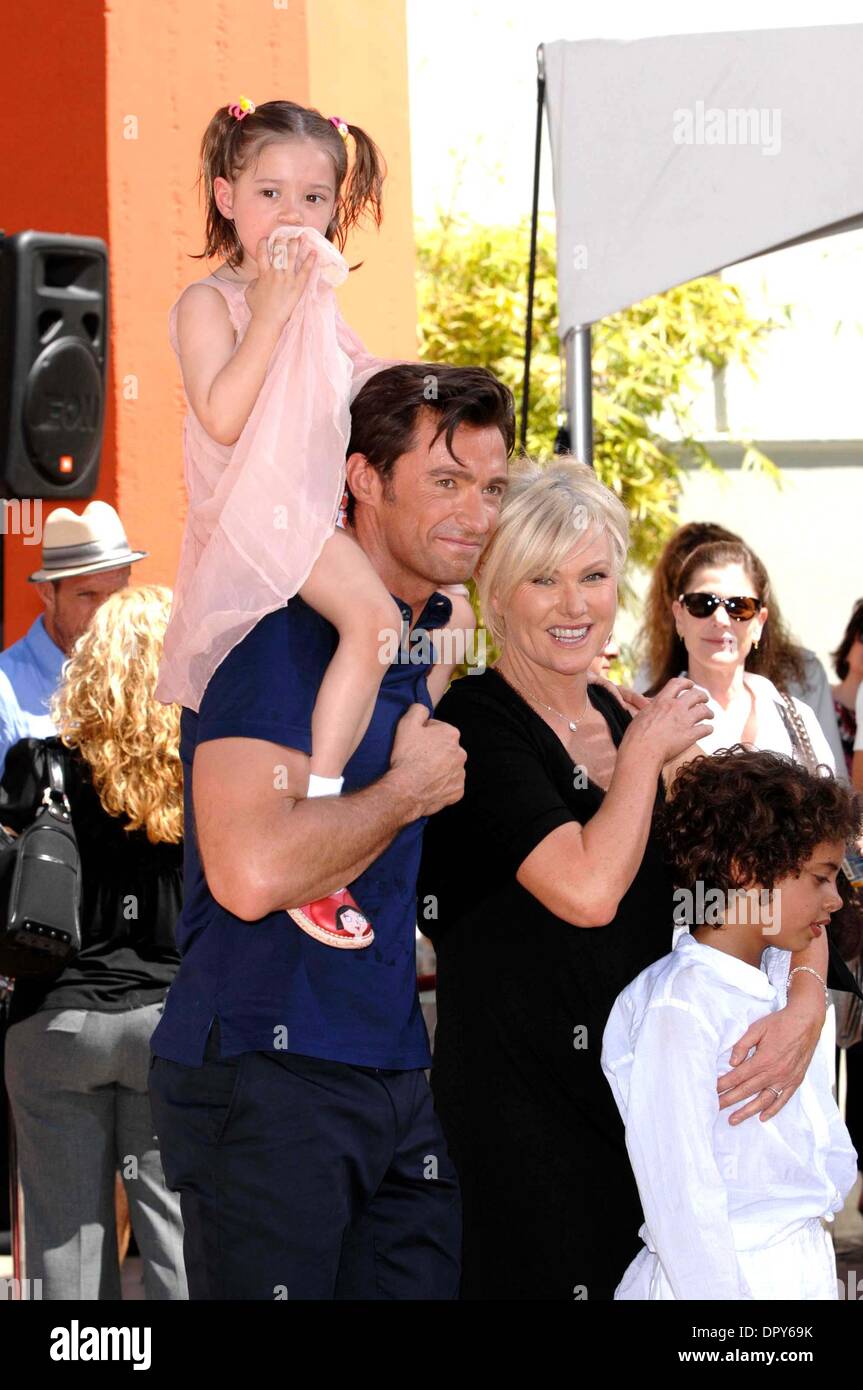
[156, 226, 393, 711]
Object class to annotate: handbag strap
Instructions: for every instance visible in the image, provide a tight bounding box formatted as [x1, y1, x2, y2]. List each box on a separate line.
[41, 746, 72, 823]
[46, 747, 66, 795]
[777, 689, 819, 773]
[779, 689, 863, 905]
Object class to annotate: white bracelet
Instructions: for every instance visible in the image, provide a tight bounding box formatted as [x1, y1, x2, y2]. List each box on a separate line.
[787, 965, 829, 1009]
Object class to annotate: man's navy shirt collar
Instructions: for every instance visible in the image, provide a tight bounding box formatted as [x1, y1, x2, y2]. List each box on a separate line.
[389, 591, 453, 673]
[393, 591, 453, 633]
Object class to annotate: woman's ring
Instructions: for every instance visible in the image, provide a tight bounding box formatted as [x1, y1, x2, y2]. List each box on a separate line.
[767, 1085, 784, 1099]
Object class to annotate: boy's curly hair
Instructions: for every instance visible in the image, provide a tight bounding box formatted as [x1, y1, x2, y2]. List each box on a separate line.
[658, 746, 863, 894]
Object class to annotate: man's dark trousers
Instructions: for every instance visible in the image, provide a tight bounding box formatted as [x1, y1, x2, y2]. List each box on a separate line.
[149, 1020, 461, 1299]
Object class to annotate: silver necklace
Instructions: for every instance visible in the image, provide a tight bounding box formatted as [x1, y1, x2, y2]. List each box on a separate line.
[498, 667, 590, 732]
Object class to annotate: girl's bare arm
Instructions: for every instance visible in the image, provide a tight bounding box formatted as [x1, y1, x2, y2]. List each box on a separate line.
[176, 237, 318, 447]
[175, 284, 283, 446]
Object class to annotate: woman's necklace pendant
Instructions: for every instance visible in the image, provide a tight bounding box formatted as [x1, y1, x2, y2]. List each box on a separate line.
[497, 667, 589, 732]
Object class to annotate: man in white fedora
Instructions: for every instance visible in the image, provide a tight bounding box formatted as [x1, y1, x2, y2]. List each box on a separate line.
[0, 501, 147, 777]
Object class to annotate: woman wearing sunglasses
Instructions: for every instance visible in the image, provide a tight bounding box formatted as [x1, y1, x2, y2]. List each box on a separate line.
[646, 539, 835, 782]
[637, 523, 845, 771]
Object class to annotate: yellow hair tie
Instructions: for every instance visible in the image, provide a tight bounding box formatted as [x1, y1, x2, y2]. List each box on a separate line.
[228, 96, 256, 121]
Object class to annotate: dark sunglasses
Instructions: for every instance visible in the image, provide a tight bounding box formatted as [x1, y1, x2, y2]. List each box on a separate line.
[678, 592, 761, 622]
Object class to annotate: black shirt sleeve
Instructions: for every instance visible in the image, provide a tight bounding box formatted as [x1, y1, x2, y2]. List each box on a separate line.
[436, 679, 577, 872]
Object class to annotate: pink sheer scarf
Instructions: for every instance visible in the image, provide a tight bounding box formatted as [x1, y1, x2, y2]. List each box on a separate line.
[156, 226, 395, 711]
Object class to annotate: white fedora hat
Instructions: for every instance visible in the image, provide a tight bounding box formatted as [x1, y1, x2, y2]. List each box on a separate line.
[28, 501, 148, 583]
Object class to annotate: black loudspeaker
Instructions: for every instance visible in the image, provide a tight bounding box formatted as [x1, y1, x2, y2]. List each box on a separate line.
[0, 231, 108, 499]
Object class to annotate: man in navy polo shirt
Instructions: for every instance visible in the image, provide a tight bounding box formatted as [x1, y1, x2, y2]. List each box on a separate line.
[149, 363, 514, 1299]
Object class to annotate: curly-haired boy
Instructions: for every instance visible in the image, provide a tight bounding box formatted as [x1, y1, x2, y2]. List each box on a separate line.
[601, 746, 861, 1300]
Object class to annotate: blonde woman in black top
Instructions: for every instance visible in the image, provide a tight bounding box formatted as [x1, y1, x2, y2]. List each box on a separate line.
[1, 585, 187, 1300]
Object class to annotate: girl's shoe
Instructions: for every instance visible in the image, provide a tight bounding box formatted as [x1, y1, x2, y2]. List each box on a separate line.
[287, 888, 374, 949]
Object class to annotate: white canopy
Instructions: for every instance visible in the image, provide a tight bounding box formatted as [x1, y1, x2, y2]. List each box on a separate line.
[541, 24, 863, 333]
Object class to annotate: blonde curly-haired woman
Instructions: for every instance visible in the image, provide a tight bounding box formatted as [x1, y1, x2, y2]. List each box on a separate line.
[1, 585, 187, 1300]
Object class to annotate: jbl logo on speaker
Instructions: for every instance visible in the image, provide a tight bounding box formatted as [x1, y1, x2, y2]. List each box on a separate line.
[0, 231, 108, 499]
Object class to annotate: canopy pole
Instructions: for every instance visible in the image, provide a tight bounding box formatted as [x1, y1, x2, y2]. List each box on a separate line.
[567, 325, 593, 467]
[520, 45, 545, 453]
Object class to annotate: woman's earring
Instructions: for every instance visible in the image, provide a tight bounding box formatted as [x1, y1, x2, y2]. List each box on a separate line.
[752, 632, 761, 651]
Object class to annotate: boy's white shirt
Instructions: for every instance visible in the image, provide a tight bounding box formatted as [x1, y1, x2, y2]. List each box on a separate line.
[601, 933, 857, 1301]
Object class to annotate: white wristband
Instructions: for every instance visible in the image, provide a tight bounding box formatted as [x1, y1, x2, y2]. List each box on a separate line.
[306, 774, 344, 798]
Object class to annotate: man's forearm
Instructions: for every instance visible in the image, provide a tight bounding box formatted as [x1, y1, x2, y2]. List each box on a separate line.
[249, 768, 420, 918]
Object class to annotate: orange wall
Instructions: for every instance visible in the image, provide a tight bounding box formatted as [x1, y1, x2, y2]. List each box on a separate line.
[0, 3, 115, 642]
[305, 0, 417, 354]
[2, 0, 417, 644]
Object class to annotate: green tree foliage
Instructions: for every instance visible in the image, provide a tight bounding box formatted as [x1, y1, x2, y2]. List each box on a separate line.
[417, 214, 782, 629]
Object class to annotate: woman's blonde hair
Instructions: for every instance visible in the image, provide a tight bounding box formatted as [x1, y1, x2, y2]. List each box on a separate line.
[476, 457, 629, 647]
[50, 585, 183, 845]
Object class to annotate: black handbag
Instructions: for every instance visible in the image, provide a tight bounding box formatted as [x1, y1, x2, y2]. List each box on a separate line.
[0, 746, 82, 978]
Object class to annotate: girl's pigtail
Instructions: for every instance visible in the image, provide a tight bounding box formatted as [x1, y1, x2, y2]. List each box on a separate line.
[194, 106, 245, 265]
[335, 124, 386, 246]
